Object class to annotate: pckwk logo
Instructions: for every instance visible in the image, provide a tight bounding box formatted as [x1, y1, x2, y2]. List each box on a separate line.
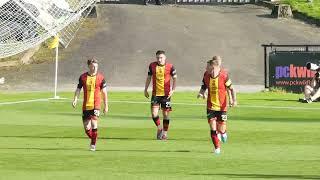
[275, 64, 316, 79]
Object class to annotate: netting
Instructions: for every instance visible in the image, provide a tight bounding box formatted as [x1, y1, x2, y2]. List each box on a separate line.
[0, 0, 96, 58]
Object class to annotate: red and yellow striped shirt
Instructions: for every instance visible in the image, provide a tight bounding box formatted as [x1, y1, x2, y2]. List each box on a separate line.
[77, 72, 107, 111]
[201, 69, 232, 111]
[148, 62, 176, 96]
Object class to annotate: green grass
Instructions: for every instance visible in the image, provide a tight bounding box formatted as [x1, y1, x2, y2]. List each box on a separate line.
[281, 0, 320, 19]
[0, 92, 320, 180]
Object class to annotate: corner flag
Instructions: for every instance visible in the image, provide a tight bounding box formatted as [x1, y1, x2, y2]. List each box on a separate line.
[48, 35, 60, 49]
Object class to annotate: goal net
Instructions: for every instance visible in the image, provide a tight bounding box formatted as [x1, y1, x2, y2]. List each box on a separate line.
[0, 0, 97, 58]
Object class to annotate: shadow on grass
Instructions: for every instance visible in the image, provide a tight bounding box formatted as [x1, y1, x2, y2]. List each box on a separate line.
[108, 114, 205, 119]
[0, 135, 208, 142]
[50, 113, 205, 120]
[0, 147, 195, 153]
[190, 173, 320, 179]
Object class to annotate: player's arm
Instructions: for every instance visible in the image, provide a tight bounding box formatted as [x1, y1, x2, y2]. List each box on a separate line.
[310, 77, 317, 88]
[72, 88, 81, 108]
[144, 65, 152, 98]
[102, 87, 108, 114]
[101, 79, 108, 114]
[224, 74, 237, 107]
[171, 76, 177, 91]
[72, 77, 82, 108]
[227, 89, 233, 106]
[227, 85, 237, 107]
[144, 76, 151, 98]
[168, 67, 177, 98]
[197, 77, 207, 99]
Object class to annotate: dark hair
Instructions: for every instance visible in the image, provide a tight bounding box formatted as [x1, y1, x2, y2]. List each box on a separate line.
[156, 50, 165, 56]
[207, 56, 221, 66]
[211, 56, 221, 61]
[207, 59, 219, 66]
[87, 58, 98, 65]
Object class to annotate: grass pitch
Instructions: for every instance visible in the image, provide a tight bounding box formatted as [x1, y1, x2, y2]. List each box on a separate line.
[0, 92, 319, 180]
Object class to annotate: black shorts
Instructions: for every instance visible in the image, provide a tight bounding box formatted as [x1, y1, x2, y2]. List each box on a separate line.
[207, 110, 227, 122]
[151, 96, 172, 111]
[82, 109, 100, 121]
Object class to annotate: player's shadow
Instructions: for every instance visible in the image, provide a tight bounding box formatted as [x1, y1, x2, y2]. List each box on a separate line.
[0, 147, 83, 151]
[0, 147, 194, 153]
[50, 113, 205, 120]
[106, 114, 205, 120]
[105, 137, 208, 142]
[190, 173, 320, 179]
[0, 135, 87, 139]
[0, 135, 208, 142]
[97, 149, 193, 153]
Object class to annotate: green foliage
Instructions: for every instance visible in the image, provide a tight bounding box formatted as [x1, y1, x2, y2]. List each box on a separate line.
[281, 0, 320, 19]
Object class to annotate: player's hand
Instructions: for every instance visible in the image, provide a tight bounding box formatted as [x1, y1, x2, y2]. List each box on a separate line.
[197, 93, 206, 99]
[167, 90, 174, 99]
[230, 100, 238, 107]
[72, 100, 77, 108]
[144, 90, 149, 99]
[103, 106, 108, 114]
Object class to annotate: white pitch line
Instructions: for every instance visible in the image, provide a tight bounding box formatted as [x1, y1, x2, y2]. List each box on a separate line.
[0, 98, 49, 105]
[0, 98, 67, 105]
[0, 99, 319, 110]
